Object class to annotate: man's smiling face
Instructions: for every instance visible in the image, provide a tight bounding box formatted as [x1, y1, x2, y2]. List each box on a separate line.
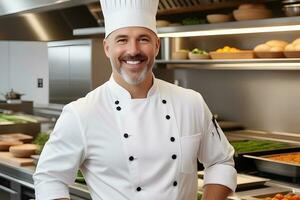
[104, 27, 160, 85]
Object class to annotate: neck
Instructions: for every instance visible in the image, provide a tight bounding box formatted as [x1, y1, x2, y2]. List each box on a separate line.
[113, 72, 153, 99]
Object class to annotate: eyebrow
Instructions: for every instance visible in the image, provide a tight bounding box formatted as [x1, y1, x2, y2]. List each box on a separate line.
[114, 34, 152, 41]
[140, 34, 152, 40]
[114, 35, 128, 41]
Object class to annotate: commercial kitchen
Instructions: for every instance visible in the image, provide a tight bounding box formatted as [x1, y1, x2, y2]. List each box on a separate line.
[0, 0, 300, 199]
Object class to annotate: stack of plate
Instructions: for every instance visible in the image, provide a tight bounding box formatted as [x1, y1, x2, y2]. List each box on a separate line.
[233, 3, 272, 21]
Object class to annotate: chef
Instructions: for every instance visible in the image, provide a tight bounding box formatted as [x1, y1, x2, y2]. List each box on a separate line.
[33, 0, 237, 199]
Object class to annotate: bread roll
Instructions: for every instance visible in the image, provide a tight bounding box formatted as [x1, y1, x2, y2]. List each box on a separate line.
[285, 44, 295, 51]
[270, 46, 284, 52]
[254, 44, 271, 52]
[266, 40, 288, 48]
[292, 38, 300, 45]
[156, 20, 170, 27]
[295, 44, 300, 51]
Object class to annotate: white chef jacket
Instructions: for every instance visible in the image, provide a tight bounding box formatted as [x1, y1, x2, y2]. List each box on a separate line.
[33, 75, 237, 200]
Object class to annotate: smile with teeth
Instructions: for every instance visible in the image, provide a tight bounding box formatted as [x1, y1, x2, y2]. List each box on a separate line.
[125, 60, 142, 65]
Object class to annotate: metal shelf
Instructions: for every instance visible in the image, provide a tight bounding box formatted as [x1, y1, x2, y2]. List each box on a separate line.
[157, 16, 300, 36]
[155, 58, 300, 70]
[73, 16, 300, 37]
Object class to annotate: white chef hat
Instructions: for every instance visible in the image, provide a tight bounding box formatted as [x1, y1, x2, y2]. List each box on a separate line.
[100, 0, 159, 38]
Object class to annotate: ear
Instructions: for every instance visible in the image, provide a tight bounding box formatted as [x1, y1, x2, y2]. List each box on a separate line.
[155, 37, 160, 57]
[103, 38, 110, 58]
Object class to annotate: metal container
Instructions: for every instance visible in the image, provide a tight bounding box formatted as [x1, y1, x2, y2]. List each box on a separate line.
[244, 149, 300, 178]
[283, 4, 300, 16]
[2, 89, 24, 100]
[230, 138, 300, 171]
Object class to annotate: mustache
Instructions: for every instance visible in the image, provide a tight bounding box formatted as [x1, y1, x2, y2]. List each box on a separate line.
[121, 54, 147, 61]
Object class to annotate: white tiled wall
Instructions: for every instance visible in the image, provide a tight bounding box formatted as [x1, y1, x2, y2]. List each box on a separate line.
[0, 41, 9, 94]
[0, 41, 49, 105]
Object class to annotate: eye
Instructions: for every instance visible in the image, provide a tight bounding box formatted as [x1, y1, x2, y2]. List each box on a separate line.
[116, 38, 127, 44]
[140, 37, 150, 43]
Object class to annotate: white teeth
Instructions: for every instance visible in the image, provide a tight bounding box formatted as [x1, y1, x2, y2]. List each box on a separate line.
[126, 60, 141, 65]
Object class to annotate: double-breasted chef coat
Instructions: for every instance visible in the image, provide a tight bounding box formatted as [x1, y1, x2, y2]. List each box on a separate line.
[34, 75, 237, 200]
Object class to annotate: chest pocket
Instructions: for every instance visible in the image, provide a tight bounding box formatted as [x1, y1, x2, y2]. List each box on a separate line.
[180, 134, 201, 174]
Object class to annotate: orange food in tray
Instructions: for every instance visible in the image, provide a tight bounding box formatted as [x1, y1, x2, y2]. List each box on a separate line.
[216, 46, 240, 53]
[210, 46, 254, 59]
[268, 152, 300, 165]
[264, 193, 300, 200]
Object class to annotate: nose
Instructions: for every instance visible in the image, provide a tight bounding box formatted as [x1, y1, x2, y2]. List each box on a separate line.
[127, 40, 141, 55]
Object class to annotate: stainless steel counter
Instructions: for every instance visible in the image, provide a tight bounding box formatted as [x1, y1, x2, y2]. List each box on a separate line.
[0, 157, 299, 199]
[226, 130, 300, 145]
[0, 160, 91, 200]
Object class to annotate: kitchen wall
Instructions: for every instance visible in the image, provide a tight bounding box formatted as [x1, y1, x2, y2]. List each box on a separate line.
[0, 41, 49, 105]
[174, 69, 300, 134]
[0, 42, 9, 94]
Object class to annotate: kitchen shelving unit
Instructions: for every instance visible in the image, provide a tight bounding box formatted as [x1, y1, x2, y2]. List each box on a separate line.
[155, 16, 300, 70]
[73, 15, 300, 71]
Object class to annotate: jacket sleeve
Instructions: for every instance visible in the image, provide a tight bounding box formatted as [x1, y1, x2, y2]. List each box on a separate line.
[33, 104, 87, 200]
[196, 94, 237, 192]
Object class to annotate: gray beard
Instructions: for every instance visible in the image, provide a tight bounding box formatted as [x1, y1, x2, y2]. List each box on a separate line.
[111, 60, 150, 85]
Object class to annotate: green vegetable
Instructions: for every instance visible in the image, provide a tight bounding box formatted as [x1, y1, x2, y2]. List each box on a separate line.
[33, 132, 50, 154]
[0, 114, 31, 124]
[182, 17, 205, 25]
[10, 115, 38, 123]
[230, 140, 291, 154]
[191, 48, 208, 55]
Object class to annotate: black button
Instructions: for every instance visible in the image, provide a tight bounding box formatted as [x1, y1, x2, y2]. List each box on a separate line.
[124, 133, 129, 138]
[172, 154, 177, 159]
[129, 156, 134, 161]
[136, 187, 142, 192]
[116, 106, 121, 111]
[115, 100, 119, 105]
[173, 181, 177, 187]
[162, 99, 167, 104]
[166, 115, 170, 120]
[170, 137, 175, 142]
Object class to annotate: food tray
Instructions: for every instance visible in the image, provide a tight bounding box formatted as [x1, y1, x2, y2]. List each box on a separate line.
[230, 140, 300, 171]
[242, 191, 300, 200]
[210, 51, 254, 59]
[188, 52, 210, 60]
[284, 51, 300, 58]
[231, 139, 294, 155]
[255, 51, 284, 58]
[244, 151, 300, 178]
